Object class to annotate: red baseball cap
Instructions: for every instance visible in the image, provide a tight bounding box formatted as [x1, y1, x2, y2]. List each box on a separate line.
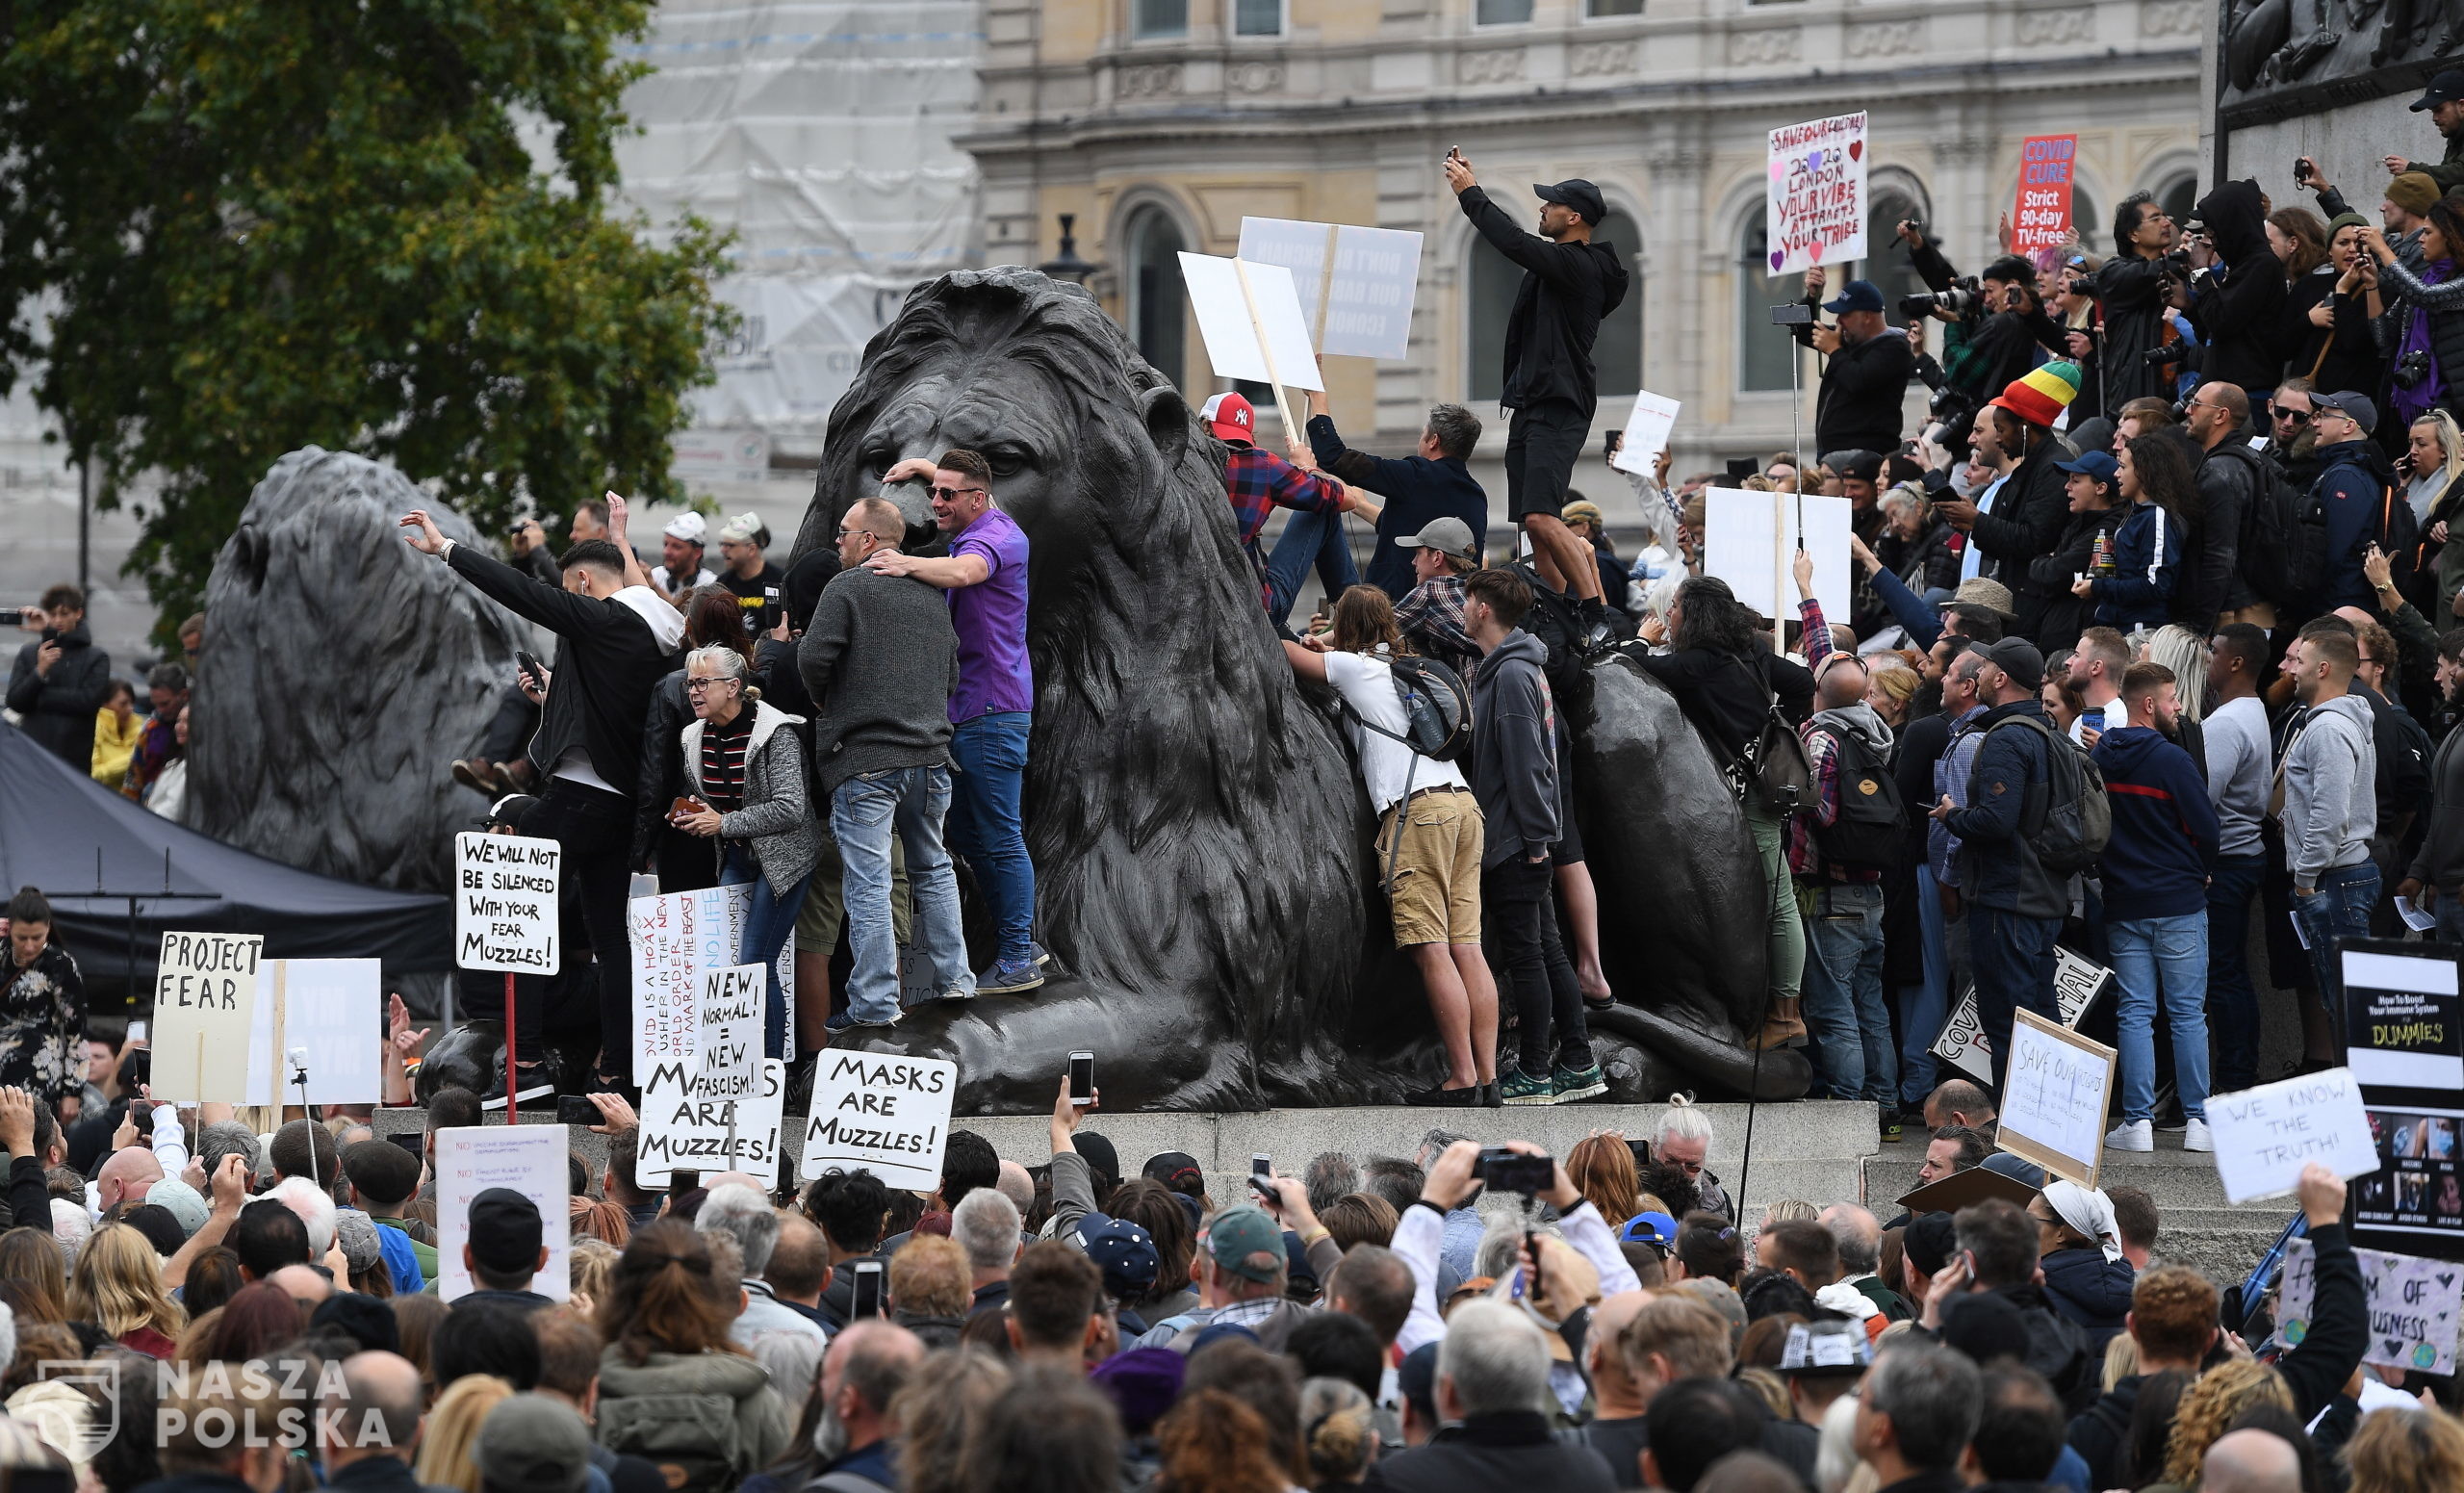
[1199, 392, 1256, 445]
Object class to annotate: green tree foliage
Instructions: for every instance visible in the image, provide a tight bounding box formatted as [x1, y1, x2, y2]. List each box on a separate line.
[0, 0, 735, 637]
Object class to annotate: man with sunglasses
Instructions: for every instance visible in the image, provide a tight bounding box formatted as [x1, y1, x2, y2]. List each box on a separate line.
[876, 450, 1043, 994]
[2264, 377, 2324, 488]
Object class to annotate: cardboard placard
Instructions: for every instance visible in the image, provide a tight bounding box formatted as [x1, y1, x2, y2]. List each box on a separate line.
[628, 885, 794, 1080]
[1235, 217, 1424, 361]
[696, 965, 762, 1100]
[799, 1051, 959, 1193]
[1766, 112, 1869, 274]
[1700, 487, 1853, 627]
[1998, 1007, 2117, 1189]
[2342, 942, 2464, 1256]
[151, 933, 264, 1103]
[2011, 135, 2079, 254]
[1176, 253, 1326, 393]
[636, 1057, 788, 1189]
[1931, 947, 2114, 1083]
[453, 832, 561, 974]
[242, 959, 384, 1106]
[433, 1123, 571, 1302]
[2278, 1235, 2464, 1375]
[1612, 392, 1682, 476]
[2207, 1067, 2381, 1204]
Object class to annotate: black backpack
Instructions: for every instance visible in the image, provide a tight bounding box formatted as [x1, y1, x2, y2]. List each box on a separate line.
[1808, 725, 1907, 871]
[1342, 650, 1473, 763]
[2216, 443, 2323, 605]
[1984, 712, 2111, 875]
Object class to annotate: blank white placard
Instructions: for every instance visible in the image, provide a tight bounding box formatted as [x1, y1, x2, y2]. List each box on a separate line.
[1178, 253, 1325, 392]
[1700, 487, 1852, 626]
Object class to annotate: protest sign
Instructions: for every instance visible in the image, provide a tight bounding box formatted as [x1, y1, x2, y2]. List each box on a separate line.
[242, 960, 383, 1106]
[2207, 1067, 2380, 1204]
[1701, 487, 1851, 627]
[1766, 112, 1868, 274]
[1176, 253, 1325, 393]
[637, 1058, 788, 1188]
[2278, 1236, 2464, 1374]
[433, 1123, 571, 1302]
[1236, 218, 1424, 360]
[152, 933, 263, 1103]
[453, 832, 560, 974]
[1932, 947, 2114, 1083]
[2011, 135, 2079, 254]
[628, 885, 793, 1079]
[2342, 941, 2464, 1256]
[696, 964, 762, 1100]
[1612, 392, 1682, 476]
[1998, 1008, 2117, 1188]
[800, 1051, 960, 1193]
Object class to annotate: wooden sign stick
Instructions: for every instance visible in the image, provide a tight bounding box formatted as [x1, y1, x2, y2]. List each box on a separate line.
[1310, 223, 1341, 351]
[1231, 258, 1305, 449]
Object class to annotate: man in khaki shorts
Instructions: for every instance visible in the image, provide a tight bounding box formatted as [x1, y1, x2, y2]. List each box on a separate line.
[1284, 585, 1498, 1106]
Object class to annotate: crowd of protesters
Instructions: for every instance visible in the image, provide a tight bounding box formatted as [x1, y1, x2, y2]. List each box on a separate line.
[0, 1036, 2433, 1493]
[5, 587, 199, 818]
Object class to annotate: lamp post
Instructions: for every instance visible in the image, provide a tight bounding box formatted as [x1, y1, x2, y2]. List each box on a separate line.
[1038, 214, 1098, 285]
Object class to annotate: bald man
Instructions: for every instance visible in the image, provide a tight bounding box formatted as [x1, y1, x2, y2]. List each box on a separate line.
[1922, 1079, 1997, 1134]
[1579, 1292, 1656, 1489]
[318, 1351, 429, 1481]
[97, 1145, 162, 1214]
[2199, 1429, 2300, 1493]
[1819, 1203, 1909, 1322]
[816, 1321, 926, 1488]
[2184, 380, 2267, 628]
[270, 1263, 334, 1314]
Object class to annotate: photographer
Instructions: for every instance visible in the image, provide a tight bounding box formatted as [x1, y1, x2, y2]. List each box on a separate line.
[2184, 181, 2288, 399]
[1794, 272, 1916, 457]
[1898, 221, 2067, 405]
[2092, 193, 2188, 419]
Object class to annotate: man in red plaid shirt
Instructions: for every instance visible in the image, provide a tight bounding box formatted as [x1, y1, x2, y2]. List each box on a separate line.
[1200, 392, 1366, 609]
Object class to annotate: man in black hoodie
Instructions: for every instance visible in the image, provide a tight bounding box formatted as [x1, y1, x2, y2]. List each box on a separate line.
[1462, 567, 1600, 1106]
[402, 511, 684, 1091]
[1446, 151, 1629, 638]
[2186, 181, 2288, 399]
[1795, 279, 1916, 457]
[7, 583, 111, 769]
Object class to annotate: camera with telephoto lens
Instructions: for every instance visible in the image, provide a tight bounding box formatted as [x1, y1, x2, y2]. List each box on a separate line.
[1900, 277, 1984, 321]
[1477, 1148, 1555, 1197]
[2395, 349, 2434, 390]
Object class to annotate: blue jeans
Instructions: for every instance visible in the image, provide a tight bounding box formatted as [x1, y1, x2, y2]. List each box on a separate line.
[830, 766, 974, 1023]
[1968, 905, 2062, 1095]
[719, 845, 813, 1060]
[2205, 855, 2266, 1094]
[1802, 883, 1895, 1103]
[1264, 505, 1361, 625]
[2294, 861, 2381, 1034]
[2109, 912, 2211, 1122]
[1898, 864, 1954, 1107]
[948, 712, 1037, 964]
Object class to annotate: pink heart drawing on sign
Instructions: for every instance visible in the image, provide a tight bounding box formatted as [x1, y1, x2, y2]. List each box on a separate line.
[1809, 239, 1824, 262]
[1849, 140, 1863, 161]
[1769, 158, 1787, 181]
[1770, 250, 1785, 271]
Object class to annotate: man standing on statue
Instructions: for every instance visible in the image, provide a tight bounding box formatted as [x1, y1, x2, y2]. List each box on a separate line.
[1443, 149, 1629, 648]
[874, 450, 1043, 995]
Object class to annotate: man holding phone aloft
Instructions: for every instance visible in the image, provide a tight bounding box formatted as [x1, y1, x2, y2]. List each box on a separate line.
[1444, 149, 1627, 645]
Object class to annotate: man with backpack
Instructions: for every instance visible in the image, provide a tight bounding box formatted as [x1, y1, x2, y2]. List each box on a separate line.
[1284, 585, 1498, 1106]
[1789, 654, 1905, 1115]
[2311, 393, 2412, 614]
[1930, 638, 2082, 1095]
[2092, 662, 2220, 1155]
[1461, 567, 1603, 1106]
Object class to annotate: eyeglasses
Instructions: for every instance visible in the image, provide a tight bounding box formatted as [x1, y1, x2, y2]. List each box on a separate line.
[930, 485, 986, 502]
[684, 678, 737, 693]
[834, 527, 869, 540]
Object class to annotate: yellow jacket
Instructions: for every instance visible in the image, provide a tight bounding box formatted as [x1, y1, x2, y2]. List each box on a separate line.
[90, 707, 141, 789]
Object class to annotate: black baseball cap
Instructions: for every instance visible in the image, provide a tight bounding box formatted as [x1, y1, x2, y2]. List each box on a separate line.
[1533, 179, 1607, 226]
[1982, 636, 2046, 693]
[2413, 68, 2464, 110]
[468, 1188, 545, 1275]
[1142, 1151, 1206, 1198]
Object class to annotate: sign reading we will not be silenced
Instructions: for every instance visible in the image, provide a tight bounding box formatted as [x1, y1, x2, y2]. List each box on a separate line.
[801, 1052, 959, 1193]
[152, 932, 262, 1103]
[454, 832, 560, 974]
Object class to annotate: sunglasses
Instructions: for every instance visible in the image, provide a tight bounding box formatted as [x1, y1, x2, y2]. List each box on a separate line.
[931, 485, 986, 502]
[2275, 408, 2314, 425]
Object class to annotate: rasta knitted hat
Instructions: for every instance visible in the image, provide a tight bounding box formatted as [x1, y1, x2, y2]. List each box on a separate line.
[1988, 361, 2083, 429]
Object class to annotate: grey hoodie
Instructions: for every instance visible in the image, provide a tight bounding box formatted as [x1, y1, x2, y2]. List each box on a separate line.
[2280, 693, 2377, 889]
[1470, 630, 1559, 867]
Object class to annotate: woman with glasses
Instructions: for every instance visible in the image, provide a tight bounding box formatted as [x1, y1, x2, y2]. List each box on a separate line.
[631, 588, 762, 893]
[2361, 205, 2464, 428]
[2299, 215, 2389, 399]
[670, 643, 819, 1059]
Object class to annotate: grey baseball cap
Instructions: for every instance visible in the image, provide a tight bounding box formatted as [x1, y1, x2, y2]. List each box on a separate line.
[1397, 517, 1477, 563]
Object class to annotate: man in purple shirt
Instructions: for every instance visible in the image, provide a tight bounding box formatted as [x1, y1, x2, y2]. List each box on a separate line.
[874, 449, 1042, 993]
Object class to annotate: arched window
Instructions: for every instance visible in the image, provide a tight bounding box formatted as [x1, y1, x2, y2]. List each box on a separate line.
[2159, 177, 2197, 231]
[1860, 187, 1928, 309]
[1737, 219, 1798, 393]
[1468, 208, 1644, 401]
[1121, 207, 1187, 389]
[2071, 186, 2103, 256]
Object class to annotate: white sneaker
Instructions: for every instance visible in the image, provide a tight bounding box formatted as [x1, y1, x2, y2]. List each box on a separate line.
[2105, 1120, 2154, 1152]
[2181, 1119, 2215, 1153]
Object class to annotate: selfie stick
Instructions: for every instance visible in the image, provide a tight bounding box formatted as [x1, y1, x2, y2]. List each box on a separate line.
[288, 1045, 317, 1124]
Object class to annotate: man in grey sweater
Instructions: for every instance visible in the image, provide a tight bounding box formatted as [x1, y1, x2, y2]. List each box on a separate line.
[2280, 624, 2379, 1017]
[800, 498, 974, 1030]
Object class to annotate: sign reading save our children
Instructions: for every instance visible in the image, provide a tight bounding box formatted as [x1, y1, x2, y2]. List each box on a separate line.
[1766, 112, 1868, 275]
[800, 1052, 959, 1193]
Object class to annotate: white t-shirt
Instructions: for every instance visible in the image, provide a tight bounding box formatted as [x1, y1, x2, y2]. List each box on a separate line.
[2070, 696, 2133, 744]
[652, 563, 718, 596]
[1322, 652, 1468, 813]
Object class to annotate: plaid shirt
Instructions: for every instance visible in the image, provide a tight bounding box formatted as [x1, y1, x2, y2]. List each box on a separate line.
[1227, 445, 1343, 544]
[1394, 574, 1476, 676]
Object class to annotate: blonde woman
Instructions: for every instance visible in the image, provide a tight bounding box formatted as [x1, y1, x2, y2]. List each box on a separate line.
[2408, 409, 2464, 616]
[2138, 626, 2213, 724]
[64, 1223, 185, 1360]
[416, 1374, 513, 1492]
[2154, 1359, 2293, 1491]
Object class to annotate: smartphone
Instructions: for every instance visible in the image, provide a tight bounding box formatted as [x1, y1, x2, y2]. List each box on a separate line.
[127, 1019, 147, 1044]
[1769, 303, 1814, 326]
[556, 1094, 598, 1127]
[1067, 1051, 1094, 1107]
[850, 1259, 886, 1319]
[515, 651, 544, 689]
[1252, 1153, 1272, 1177]
[1249, 1174, 1280, 1206]
[387, 1133, 424, 1157]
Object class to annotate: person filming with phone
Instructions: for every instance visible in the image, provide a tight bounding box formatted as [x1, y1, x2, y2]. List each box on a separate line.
[8, 583, 112, 771]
